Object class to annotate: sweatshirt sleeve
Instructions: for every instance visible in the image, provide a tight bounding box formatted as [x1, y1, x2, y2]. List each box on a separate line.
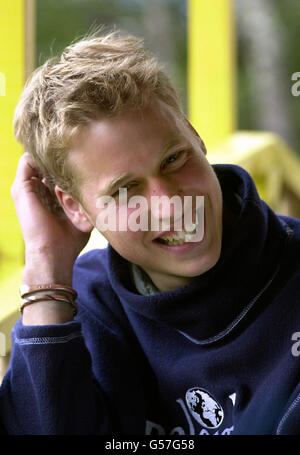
[0, 318, 112, 435]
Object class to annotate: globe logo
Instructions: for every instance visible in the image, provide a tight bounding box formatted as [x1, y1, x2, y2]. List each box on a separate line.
[185, 387, 224, 429]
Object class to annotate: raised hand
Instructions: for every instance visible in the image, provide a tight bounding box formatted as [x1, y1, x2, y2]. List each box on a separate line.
[11, 153, 92, 324]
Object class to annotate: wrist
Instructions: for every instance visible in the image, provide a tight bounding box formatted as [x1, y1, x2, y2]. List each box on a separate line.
[21, 252, 76, 325]
[23, 263, 73, 287]
[22, 300, 74, 326]
[23, 248, 74, 286]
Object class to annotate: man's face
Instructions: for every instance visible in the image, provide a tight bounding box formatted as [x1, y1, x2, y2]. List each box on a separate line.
[68, 101, 223, 291]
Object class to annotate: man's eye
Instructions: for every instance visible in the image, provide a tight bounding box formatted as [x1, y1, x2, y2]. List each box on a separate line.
[166, 153, 179, 164]
[112, 182, 135, 198]
[163, 150, 186, 168]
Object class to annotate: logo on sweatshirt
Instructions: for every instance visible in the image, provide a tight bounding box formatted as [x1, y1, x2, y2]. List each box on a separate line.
[185, 387, 224, 429]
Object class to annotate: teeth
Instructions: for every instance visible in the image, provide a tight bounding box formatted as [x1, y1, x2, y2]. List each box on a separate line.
[155, 206, 203, 246]
[158, 228, 195, 245]
[184, 223, 197, 234]
[157, 211, 200, 245]
[158, 237, 186, 246]
[185, 209, 199, 233]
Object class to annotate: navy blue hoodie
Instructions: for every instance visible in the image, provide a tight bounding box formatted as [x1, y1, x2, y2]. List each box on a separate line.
[0, 164, 300, 435]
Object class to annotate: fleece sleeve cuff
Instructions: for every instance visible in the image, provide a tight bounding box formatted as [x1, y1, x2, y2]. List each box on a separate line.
[12, 316, 83, 343]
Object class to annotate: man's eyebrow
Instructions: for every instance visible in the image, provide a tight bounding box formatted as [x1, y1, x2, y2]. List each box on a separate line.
[99, 172, 134, 196]
[98, 136, 182, 196]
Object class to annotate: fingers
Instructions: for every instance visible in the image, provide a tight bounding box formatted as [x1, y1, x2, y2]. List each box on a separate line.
[15, 153, 41, 182]
[11, 153, 42, 199]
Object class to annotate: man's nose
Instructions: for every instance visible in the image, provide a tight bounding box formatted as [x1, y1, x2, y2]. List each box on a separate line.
[147, 177, 182, 226]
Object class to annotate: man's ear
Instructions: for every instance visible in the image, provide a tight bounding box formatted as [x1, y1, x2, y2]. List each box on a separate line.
[55, 185, 94, 233]
[183, 117, 207, 155]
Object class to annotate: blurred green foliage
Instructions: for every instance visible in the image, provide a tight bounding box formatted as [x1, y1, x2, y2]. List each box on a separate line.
[273, 0, 300, 150]
[237, 0, 300, 151]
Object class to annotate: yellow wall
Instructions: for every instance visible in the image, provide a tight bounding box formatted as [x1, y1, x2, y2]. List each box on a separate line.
[0, 0, 25, 281]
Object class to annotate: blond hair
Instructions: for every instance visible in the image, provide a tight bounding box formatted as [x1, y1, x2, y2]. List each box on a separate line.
[13, 31, 184, 201]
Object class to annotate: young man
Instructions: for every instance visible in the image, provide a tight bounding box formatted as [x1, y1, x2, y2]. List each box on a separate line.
[0, 31, 300, 435]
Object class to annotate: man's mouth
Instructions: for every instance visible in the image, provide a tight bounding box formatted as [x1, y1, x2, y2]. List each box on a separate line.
[154, 219, 198, 246]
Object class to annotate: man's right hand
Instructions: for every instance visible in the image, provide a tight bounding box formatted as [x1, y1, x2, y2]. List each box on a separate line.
[11, 153, 91, 324]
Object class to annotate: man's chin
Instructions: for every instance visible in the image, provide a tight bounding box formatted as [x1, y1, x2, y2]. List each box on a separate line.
[143, 251, 221, 291]
[168, 248, 221, 279]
